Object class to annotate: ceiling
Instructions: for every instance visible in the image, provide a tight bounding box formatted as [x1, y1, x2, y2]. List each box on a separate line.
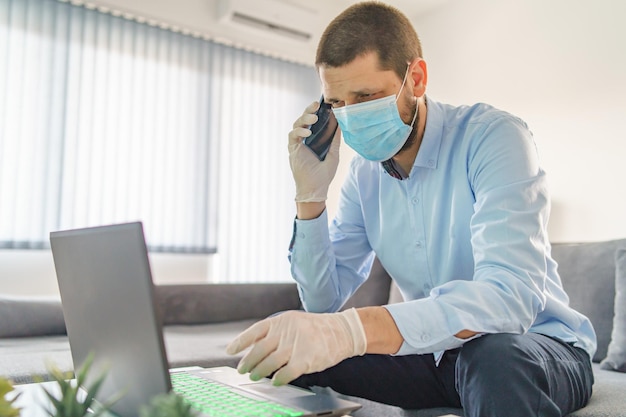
[288, 0, 449, 21]
[89, 0, 450, 65]
[268, 0, 451, 64]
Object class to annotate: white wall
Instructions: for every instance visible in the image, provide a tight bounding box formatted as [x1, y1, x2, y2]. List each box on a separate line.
[3, 0, 625, 296]
[0, 250, 211, 296]
[77, 0, 336, 65]
[409, 0, 626, 242]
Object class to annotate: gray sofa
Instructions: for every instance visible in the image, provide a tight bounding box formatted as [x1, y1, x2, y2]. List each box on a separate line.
[1, 239, 625, 416]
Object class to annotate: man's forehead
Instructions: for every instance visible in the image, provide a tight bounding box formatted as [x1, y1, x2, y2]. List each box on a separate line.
[318, 52, 383, 78]
[319, 61, 400, 100]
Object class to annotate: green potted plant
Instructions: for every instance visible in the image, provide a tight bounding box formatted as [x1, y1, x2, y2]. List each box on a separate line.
[40, 354, 119, 417]
[39, 354, 196, 417]
[0, 377, 21, 417]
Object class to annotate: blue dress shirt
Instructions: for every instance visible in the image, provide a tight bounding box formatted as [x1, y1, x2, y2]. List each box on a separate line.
[289, 97, 596, 359]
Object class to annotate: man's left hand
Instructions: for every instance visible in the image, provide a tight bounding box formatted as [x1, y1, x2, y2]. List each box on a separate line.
[226, 309, 367, 386]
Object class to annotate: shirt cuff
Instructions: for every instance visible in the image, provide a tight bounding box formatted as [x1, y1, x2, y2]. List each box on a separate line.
[290, 209, 330, 251]
[384, 299, 470, 355]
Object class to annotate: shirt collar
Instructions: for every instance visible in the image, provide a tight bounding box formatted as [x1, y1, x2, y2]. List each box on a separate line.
[381, 96, 444, 179]
[413, 96, 443, 170]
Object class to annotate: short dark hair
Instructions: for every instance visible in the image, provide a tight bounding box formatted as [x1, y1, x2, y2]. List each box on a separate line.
[315, 2, 422, 79]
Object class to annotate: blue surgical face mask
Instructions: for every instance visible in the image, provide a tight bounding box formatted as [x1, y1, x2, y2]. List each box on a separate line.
[332, 67, 417, 162]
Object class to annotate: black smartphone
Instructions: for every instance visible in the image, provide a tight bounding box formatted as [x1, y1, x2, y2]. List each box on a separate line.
[303, 95, 338, 161]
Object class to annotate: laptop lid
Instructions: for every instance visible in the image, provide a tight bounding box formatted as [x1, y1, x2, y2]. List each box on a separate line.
[50, 222, 362, 417]
[50, 222, 171, 416]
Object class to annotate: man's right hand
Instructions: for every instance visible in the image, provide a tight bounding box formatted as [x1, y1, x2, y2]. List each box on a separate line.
[288, 100, 341, 204]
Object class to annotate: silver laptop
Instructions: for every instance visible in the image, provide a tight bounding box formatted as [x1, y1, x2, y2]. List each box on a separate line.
[50, 222, 361, 417]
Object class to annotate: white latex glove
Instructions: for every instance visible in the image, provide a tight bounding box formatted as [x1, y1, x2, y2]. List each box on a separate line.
[289, 100, 341, 203]
[226, 308, 366, 386]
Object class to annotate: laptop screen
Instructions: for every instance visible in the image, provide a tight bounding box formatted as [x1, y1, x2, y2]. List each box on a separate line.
[50, 222, 171, 416]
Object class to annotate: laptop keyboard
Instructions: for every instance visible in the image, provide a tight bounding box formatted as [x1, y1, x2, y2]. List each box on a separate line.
[171, 372, 305, 417]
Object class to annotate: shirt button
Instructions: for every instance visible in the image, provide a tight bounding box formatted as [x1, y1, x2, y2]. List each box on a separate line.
[412, 198, 419, 204]
[428, 159, 435, 167]
[297, 232, 305, 238]
[415, 241, 422, 248]
[420, 334, 430, 342]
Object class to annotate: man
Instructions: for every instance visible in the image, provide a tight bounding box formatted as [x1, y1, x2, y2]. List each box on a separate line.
[227, 2, 596, 416]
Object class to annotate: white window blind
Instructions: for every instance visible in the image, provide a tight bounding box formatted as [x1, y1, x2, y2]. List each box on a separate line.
[0, 0, 319, 281]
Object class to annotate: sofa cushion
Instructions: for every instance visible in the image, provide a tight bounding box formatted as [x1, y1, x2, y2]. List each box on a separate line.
[0, 335, 73, 383]
[163, 320, 253, 370]
[568, 364, 626, 417]
[600, 248, 626, 372]
[551, 239, 626, 362]
[0, 320, 255, 384]
[0, 296, 66, 338]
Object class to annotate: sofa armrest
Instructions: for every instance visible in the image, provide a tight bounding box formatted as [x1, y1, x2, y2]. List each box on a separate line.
[155, 283, 301, 325]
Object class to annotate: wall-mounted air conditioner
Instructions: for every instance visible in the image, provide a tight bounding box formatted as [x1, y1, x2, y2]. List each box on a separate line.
[216, 0, 319, 42]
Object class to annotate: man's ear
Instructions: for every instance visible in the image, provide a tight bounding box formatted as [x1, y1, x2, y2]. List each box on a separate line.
[410, 59, 428, 97]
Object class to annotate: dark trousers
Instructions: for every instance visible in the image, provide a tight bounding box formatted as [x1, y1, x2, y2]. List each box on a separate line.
[291, 333, 594, 417]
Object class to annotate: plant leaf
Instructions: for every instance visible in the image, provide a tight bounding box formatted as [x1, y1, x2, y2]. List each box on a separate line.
[39, 353, 124, 417]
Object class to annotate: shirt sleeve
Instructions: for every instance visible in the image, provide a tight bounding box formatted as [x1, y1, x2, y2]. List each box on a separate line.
[289, 160, 375, 313]
[386, 114, 552, 355]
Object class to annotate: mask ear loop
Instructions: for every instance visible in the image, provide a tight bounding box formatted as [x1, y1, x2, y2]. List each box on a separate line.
[394, 63, 411, 103]
[408, 98, 418, 128]
[396, 62, 419, 128]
